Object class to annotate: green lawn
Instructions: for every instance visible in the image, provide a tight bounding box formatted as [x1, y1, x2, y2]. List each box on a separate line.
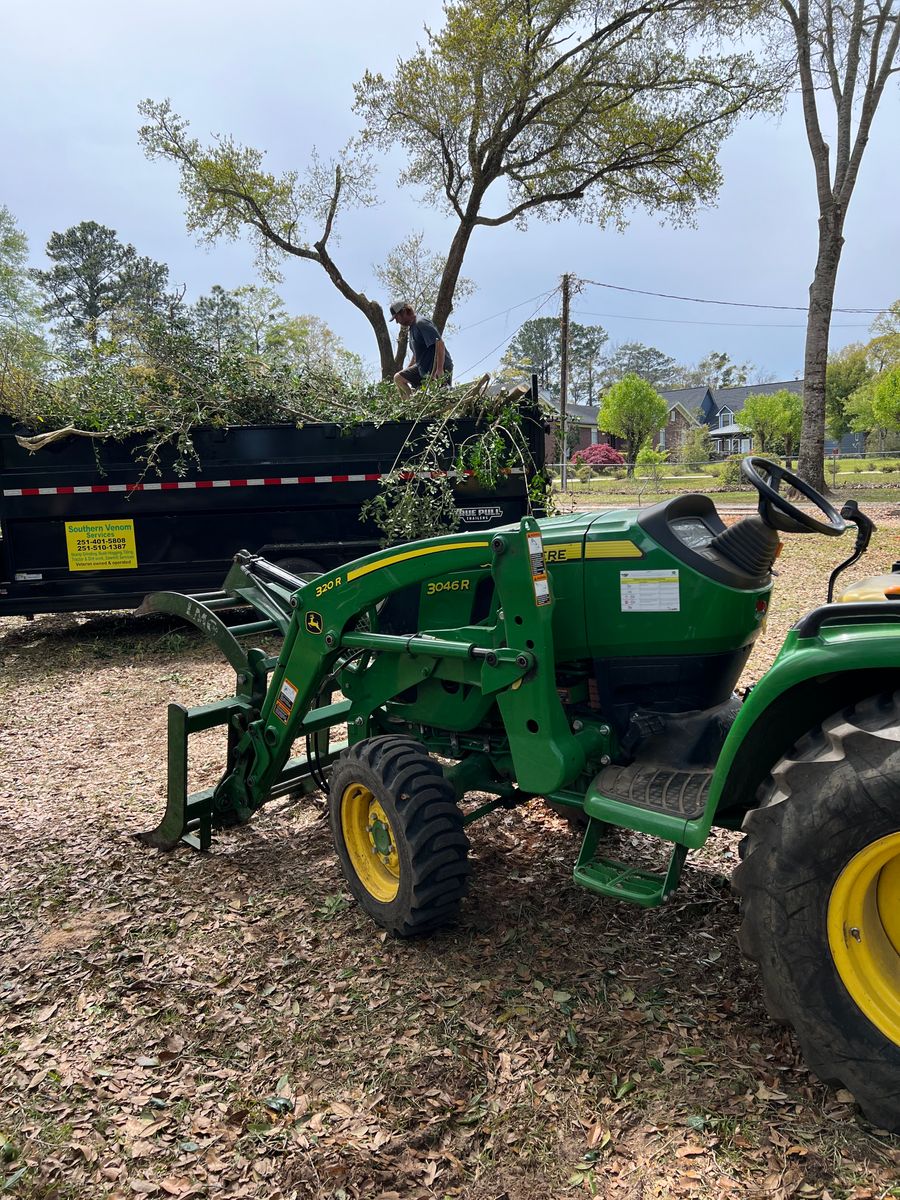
[552, 466, 900, 507]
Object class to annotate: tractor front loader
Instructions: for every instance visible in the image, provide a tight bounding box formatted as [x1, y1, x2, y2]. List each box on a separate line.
[138, 458, 900, 1130]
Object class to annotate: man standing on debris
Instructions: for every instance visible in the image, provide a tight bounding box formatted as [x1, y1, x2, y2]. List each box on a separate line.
[390, 301, 453, 397]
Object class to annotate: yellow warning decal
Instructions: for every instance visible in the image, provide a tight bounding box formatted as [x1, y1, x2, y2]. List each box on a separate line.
[347, 541, 490, 582]
[585, 540, 642, 559]
[543, 539, 642, 563]
[543, 542, 582, 563]
[65, 519, 137, 571]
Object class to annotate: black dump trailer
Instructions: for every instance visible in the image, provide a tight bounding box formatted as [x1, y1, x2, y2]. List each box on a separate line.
[0, 405, 545, 617]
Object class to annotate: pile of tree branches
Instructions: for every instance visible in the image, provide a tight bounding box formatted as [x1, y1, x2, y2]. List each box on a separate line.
[2, 316, 547, 542]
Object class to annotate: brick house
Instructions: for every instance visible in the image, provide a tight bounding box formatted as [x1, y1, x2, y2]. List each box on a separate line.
[652, 389, 707, 454]
[535, 393, 616, 462]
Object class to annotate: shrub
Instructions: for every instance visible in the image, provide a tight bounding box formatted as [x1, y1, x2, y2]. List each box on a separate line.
[636, 446, 669, 470]
[677, 427, 713, 467]
[716, 455, 745, 488]
[571, 442, 625, 468]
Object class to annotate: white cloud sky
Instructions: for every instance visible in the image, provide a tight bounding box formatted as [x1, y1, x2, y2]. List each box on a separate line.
[2, 0, 898, 382]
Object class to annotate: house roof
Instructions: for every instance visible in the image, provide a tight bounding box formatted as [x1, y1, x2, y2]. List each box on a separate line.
[711, 380, 803, 412]
[709, 424, 750, 438]
[535, 394, 598, 426]
[654, 380, 803, 424]
[664, 401, 700, 425]
[657, 386, 711, 408]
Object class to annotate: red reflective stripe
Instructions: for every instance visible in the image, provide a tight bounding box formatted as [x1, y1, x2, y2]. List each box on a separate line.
[13, 472, 393, 494]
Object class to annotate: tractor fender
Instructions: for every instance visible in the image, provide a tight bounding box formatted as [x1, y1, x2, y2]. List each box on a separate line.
[700, 619, 900, 837]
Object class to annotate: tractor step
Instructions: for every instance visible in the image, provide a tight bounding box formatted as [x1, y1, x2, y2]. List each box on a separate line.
[586, 761, 713, 822]
[573, 818, 688, 908]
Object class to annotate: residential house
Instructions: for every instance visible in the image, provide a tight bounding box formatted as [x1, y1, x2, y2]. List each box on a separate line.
[535, 392, 607, 462]
[652, 387, 708, 455]
[655, 379, 863, 457]
[499, 373, 864, 467]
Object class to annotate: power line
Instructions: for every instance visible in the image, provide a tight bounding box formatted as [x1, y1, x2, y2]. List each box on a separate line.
[572, 307, 871, 330]
[454, 290, 558, 333]
[578, 277, 888, 315]
[460, 286, 561, 375]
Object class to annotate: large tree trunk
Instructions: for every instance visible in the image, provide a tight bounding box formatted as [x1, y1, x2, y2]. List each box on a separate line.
[798, 210, 844, 492]
[433, 217, 478, 333]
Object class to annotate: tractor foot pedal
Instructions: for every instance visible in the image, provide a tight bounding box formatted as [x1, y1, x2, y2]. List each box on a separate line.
[573, 819, 688, 908]
[588, 761, 713, 821]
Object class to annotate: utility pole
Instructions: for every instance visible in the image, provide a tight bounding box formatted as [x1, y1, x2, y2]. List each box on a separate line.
[559, 273, 571, 492]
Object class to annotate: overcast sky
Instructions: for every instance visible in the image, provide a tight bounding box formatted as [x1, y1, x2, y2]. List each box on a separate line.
[3, 0, 898, 384]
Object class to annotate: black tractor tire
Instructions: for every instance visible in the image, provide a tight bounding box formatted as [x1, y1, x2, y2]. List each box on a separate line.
[732, 690, 900, 1131]
[328, 735, 471, 937]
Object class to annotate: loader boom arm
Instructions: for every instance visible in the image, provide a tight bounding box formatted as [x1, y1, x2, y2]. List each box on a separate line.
[140, 520, 590, 849]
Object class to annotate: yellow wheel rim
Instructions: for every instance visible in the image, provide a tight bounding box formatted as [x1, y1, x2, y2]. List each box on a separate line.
[828, 832, 900, 1047]
[340, 783, 400, 903]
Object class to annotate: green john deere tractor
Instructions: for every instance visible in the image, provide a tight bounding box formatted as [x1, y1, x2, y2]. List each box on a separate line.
[138, 457, 900, 1129]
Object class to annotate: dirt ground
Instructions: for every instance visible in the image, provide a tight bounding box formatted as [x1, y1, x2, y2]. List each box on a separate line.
[1, 512, 899, 1199]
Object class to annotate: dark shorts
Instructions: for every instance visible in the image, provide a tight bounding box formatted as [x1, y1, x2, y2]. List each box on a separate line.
[399, 366, 452, 390]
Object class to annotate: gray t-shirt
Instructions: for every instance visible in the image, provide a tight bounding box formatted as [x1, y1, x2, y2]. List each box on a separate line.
[410, 317, 453, 377]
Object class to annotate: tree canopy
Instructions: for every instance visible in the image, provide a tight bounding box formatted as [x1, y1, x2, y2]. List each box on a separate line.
[0, 208, 49, 400]
[596, 372, 667, 467]
[139, 0, 776, 378]
[737, 389, 802, 457]
[598, 341, 681, 390]
[32, 221, 174, 351]
[500, 316, 608, 400]
[825, 344, 872, 441]
[825, 301, 900, 447]
[677, 349, 757, 389]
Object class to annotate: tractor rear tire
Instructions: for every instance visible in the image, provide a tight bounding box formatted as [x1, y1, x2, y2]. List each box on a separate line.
[732, 690, 900, 1131]
[329, 736, 470, 937]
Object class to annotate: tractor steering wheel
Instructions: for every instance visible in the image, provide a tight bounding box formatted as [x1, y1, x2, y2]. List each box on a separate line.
[741, 456, 846, 537]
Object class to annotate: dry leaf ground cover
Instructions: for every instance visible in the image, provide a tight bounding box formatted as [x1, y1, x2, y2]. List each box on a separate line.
[2, 510, 900, 1200]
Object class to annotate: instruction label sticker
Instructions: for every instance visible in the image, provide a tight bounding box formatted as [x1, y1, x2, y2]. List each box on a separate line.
[274, 678, 299, 724]
[65, 519, 137, 571]
[527, 530, 551, 606]
[620, 569, 680, 613]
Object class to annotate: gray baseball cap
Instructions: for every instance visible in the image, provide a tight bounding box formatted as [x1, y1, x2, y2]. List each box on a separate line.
[389, 300, 412, 320]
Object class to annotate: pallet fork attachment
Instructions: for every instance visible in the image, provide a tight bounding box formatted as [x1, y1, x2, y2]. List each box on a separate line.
[135, 556, 342, 850]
